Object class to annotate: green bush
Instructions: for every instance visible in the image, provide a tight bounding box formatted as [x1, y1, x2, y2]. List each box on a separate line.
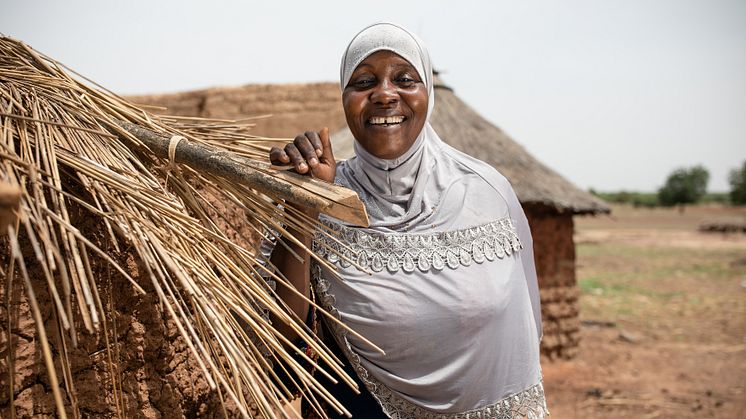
[729, 161, 746, 205]
[658, 165, 709, 207]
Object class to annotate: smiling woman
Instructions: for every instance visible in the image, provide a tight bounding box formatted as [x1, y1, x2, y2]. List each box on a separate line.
[268, 23, 547, 418]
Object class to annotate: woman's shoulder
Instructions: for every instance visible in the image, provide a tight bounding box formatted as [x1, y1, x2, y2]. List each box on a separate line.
[439, 141, 515, 195]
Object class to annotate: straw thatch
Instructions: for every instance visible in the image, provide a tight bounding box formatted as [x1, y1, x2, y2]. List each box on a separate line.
[331, 77, 610, 216]
[0, 36, 363, 418]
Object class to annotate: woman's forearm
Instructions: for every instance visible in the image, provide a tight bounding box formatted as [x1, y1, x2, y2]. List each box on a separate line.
[269, 208, 318, 341]
[267, 127, 335, 341]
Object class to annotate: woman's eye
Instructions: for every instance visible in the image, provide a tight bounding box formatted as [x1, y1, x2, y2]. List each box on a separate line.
[353, 79, 374, 88]
[396, 76, 416, 86]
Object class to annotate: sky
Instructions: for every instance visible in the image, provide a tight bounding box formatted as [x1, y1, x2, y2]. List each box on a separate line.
[3, 0, 745, 192]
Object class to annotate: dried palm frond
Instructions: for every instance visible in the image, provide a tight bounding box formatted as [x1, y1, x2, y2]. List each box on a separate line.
[0, 36, 370, 418]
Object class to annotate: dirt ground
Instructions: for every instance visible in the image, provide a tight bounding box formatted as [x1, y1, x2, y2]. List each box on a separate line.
[542, 204, 746, 418]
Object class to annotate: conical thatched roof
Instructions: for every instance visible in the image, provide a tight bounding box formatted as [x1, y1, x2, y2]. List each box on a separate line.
[332, 77, 610, 215]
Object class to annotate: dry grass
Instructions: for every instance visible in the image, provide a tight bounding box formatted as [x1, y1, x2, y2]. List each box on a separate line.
[0, 36, 357, 418]
[544, 204, 746, 418]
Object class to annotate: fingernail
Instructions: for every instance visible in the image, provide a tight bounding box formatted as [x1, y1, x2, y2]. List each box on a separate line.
[316, 149, 323, 157]
[309, 158, 318, 165]
[299, 163, 308, 171]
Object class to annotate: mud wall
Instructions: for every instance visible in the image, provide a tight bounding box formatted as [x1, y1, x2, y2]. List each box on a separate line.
[0, 197, 250, 418]
[524, 206, 579, 359]
[129, 82, 347, 139]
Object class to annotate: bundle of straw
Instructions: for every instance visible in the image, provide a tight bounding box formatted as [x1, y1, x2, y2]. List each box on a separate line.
[0, 36, 364, 418]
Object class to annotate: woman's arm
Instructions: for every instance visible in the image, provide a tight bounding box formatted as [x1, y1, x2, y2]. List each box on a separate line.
[268, 127, 335, 340]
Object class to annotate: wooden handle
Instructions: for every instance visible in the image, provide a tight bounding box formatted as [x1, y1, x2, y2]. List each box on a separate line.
[114, 121, 369, 227]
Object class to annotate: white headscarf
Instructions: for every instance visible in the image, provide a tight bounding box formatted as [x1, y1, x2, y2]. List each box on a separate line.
[314, 23, 546, 417]
[336, 22, 441, 228]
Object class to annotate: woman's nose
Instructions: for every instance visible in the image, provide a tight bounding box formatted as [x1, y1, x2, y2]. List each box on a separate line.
[370, 80, 398, 105]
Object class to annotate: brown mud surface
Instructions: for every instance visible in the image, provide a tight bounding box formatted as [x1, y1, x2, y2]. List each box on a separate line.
[0, 184, 253, 418]
[543, 204, 746, 418]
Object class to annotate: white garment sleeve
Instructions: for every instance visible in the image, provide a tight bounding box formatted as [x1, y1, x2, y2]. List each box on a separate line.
[499, 177, 543, 343]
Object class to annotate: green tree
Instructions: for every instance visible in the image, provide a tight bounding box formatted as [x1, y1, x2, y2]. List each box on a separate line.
[729, 161, 746, 205]
[658, 165, 709, 208]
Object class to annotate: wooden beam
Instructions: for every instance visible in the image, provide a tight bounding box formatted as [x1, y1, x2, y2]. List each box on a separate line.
[115, 121, 369, 227]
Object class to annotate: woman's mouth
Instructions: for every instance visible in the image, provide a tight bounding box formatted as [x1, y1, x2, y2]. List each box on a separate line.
[368, 116, 406, 127]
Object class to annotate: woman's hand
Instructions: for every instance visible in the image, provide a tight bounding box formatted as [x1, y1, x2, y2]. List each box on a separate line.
[269, 127, 336, 183]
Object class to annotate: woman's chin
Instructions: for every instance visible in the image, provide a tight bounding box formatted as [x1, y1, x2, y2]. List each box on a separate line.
[363, 122, 407, 139]
[358, 138, 411, 160]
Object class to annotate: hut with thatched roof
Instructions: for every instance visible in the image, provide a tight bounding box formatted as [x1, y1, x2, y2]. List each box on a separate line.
[331, 77, 610, 359]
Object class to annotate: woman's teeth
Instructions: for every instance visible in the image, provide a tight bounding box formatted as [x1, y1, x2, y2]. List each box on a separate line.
[369, 116, 405, 125]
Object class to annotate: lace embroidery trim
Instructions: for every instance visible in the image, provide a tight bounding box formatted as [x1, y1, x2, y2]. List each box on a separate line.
[314, 218, 522, 273]
[312, 265, 548, 418]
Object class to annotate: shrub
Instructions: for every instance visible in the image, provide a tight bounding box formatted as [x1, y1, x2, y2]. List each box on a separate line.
[658, 165, 709, 207]
[729, 161, 746, 205]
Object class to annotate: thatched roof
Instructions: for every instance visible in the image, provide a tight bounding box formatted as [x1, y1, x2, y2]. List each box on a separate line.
[331, 78, 610, 215]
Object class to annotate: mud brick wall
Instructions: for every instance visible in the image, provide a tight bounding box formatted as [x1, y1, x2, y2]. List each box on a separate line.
[0, 194, 257, 418]
[524, 208, 580, 359]
[129, 82, 347, 139]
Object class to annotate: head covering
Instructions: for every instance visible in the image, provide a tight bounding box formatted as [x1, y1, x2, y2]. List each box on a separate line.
[335, 22, 441, 229]
[313, 23, 546, 417]
[340, 22, 435, 119]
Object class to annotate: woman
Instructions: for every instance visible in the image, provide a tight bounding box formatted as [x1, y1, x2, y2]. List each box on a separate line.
[268, 23, 547, 418]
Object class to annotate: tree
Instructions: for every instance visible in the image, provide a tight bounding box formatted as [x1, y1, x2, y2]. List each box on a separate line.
[658, 165, 709, 208]
[729, 161, 746, 205]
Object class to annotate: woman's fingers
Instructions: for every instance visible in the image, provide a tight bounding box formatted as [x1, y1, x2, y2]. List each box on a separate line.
[269, 145, 290, 165]
[304, 131, 324, 158]
[295, 133, 321, 169]
[284, 143, 309, 173]
[267, 129, 336, 182]
[318, 127, 334, 163]
[310, 127, 336, 182]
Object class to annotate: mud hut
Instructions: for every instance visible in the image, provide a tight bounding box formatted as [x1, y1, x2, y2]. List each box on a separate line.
[331, 77, 610, 359]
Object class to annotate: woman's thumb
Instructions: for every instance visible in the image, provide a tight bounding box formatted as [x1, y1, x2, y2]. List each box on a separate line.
[319, 127, 334, 161]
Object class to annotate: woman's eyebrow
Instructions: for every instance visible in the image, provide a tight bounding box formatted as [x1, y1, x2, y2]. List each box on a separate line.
[354, 62, 416, 71]
[391, 63, 415, 70]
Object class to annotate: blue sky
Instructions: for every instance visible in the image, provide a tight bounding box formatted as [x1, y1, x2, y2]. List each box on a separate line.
[3, 0, 745, 192]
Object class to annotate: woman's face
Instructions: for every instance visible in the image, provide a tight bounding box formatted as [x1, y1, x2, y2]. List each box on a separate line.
[343, 50, 428, 160]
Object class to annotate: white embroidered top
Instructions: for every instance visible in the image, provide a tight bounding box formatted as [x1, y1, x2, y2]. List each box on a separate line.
[311, 174, 546, 417]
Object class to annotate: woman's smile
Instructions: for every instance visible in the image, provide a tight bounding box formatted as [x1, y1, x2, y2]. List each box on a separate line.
[367, 115, 406, 126]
